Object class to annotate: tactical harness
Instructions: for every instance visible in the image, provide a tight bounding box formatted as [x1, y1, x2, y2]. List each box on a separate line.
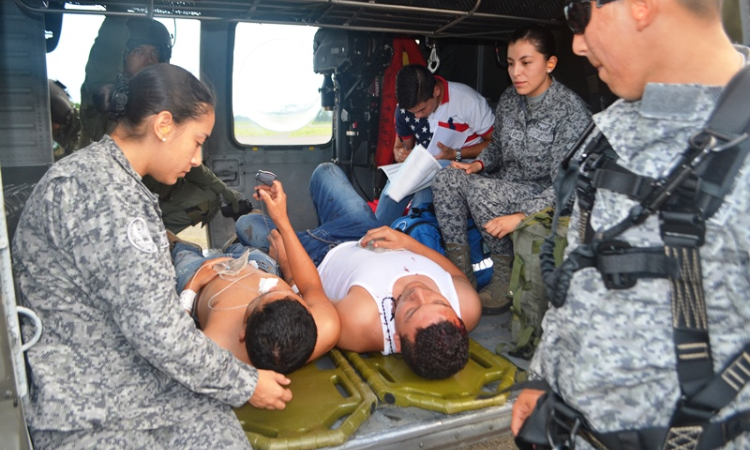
[517, 66, 750, 450]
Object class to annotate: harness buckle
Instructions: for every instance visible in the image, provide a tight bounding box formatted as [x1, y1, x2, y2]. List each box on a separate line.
[576, 152, 608, 210]
[659, 210, 705, 247]
[597, 241, 638, 290]
[547, 402, 583, 450]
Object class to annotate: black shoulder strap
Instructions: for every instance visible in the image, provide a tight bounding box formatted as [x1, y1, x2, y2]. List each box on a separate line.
[661, 66, 750, 450]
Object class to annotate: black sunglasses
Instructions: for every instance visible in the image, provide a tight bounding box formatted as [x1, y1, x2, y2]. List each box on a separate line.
[564, 0, 618, 35]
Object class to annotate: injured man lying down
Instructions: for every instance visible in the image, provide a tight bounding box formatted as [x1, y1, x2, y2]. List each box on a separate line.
[170, 205, 341, 375]
[239, 163, 482, 379]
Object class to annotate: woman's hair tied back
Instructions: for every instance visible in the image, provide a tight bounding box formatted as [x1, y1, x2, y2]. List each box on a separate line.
[94, 64, 215, 138]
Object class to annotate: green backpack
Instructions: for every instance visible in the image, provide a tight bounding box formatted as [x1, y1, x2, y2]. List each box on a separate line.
[508, 208, 569, 359]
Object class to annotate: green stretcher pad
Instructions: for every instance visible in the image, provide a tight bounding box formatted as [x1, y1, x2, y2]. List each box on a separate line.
[343, 339, 516, 414]
[234, 350, 377, 450]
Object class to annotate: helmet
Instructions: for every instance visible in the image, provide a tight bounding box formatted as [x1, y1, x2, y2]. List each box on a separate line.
[48, 79, 74, 126]
[125, 18, 172, 62]
[48, 79, 81, 153]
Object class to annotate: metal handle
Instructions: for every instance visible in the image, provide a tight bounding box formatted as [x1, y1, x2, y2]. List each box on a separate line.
[16, 306, 42, 352]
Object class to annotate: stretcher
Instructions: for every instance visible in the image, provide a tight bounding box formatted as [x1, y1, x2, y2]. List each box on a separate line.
[236, 316, 520, 450]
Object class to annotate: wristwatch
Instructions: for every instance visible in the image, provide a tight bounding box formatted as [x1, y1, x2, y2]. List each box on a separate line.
[455, 150, 462, 162]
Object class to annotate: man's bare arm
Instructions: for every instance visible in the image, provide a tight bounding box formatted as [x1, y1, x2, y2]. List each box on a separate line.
[361, 226, 465, 278]
[182, 257, 234, 293]
[332, 286, 384, 353]
[434, 132, 492, 160]
[256, 182, 341, 360]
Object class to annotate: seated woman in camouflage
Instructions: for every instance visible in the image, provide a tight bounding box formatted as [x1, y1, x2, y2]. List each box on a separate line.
[432, 26, 591, 315]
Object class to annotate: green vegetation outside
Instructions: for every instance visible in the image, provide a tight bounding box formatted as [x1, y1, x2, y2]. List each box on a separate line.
[234, 111, 333, 145]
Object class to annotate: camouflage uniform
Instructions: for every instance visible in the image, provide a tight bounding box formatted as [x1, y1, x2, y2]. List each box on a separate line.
[432, 80, 590, 255]
[79, 17, 241, 233]
[13, 136, 256, 450]
[531, 47, 750, 449]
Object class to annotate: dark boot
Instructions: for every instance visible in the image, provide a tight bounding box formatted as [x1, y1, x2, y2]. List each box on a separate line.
[445, 243, 477, 289]
[479, 254, 512, 315]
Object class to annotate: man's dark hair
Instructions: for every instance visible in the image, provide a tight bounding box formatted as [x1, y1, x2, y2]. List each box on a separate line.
[396, 64, 436, 110]
[508, 26, 556, 60]
[245, 298, 317, 374]
[400, 319, 469, 379]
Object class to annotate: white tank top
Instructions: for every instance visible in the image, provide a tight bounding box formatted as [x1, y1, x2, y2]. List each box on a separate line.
[317, 241, 461, 355]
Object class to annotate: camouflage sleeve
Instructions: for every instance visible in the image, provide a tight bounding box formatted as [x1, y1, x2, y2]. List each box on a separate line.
[51, 177, 258, 407]
[475, 97, 507, 172]
[80, 17, 130, 143]
[518, 98, 592, 215]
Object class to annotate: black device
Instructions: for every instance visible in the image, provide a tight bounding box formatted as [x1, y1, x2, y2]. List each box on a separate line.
[221, 199, 253, 221]
[255, 170, 277, 186]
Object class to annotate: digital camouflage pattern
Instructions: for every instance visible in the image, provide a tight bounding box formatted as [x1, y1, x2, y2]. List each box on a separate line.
[12, 136, 256, 449]
[30, 404, 250, 450]
[432, 79, 591, 255]
[531, 50, 750, 449]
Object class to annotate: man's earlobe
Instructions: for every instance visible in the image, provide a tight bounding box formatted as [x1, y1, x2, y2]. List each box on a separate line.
[239, 329, 246, 343]
[394, 333, 402, 352]
[631, 0, 656, 30]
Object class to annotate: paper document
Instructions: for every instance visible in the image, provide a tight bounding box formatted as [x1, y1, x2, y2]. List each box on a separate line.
[380, 145, 442, 203]
[426, 126, 467, 157]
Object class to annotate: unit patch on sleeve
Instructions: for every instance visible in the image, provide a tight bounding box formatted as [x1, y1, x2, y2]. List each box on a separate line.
[127, 217, 157, 253]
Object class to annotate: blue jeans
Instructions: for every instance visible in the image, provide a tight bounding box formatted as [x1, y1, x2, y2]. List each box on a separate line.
[375, 159, 452, 225]
[171, 242, 279, 293]
[235, 163, 383, 266]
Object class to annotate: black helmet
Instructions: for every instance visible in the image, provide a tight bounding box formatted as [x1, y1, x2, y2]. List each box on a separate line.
[48, 79, 81, 154]
[48, 79, 74, 126]
[125, 18, 172, 62]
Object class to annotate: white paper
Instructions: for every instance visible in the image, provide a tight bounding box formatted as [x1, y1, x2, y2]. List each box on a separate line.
[380, 145, 442, 203]
[426, 126, 467, 157]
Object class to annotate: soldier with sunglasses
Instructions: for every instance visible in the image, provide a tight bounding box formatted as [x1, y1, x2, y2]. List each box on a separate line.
[511, 0, 750, 449]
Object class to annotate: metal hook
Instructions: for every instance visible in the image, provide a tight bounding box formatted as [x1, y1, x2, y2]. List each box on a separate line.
[427, 44, 440, 73]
